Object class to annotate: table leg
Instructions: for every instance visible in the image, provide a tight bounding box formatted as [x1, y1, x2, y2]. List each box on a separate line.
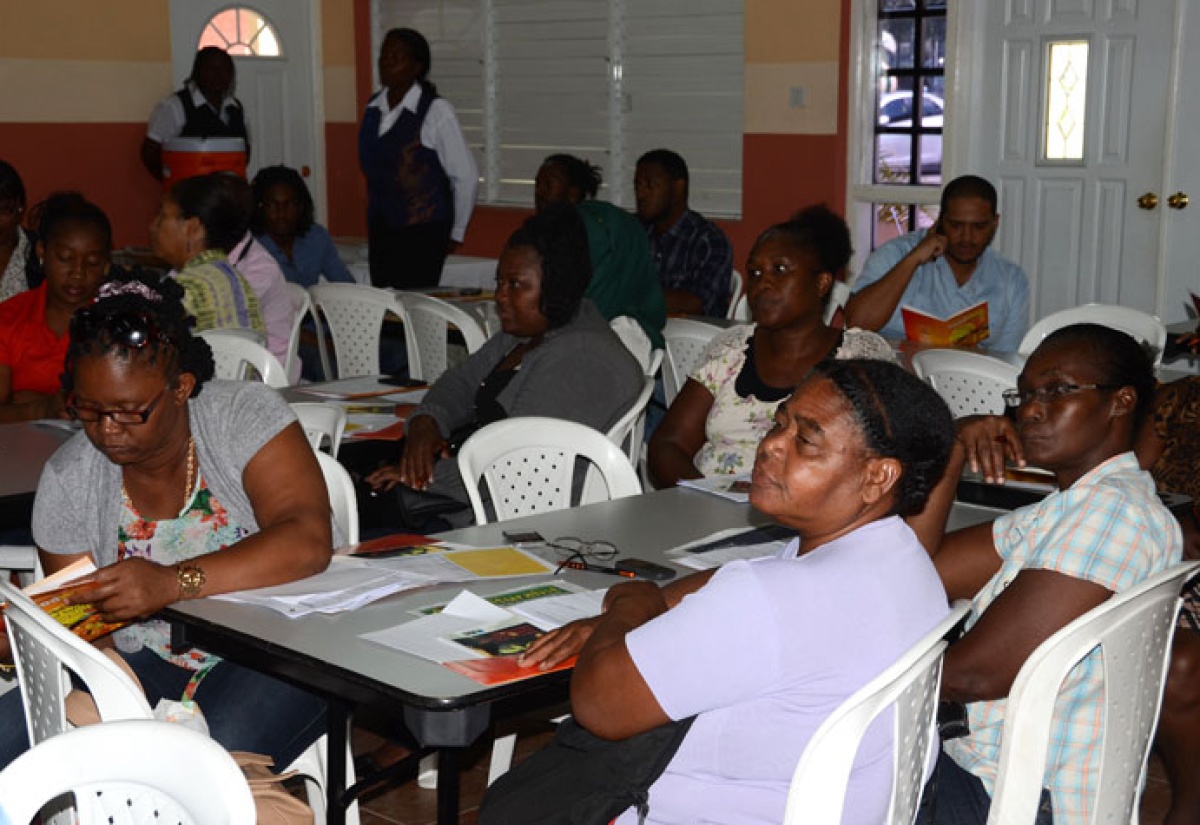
[436, 747, 461, 825]
[326, 698, 353, 825]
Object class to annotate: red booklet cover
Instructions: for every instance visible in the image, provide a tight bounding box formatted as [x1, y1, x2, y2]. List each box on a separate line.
[444, 655, 576, 686]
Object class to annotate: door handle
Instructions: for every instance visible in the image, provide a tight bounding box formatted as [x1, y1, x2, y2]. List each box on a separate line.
[1168, 192, 1190, 210]
[1138, 193, 1159, 210]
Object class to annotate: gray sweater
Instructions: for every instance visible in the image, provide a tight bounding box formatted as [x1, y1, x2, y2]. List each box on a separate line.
[414, 300, 645, 501]
[33, 380, 296, 565]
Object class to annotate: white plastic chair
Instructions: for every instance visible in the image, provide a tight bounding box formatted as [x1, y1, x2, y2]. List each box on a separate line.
[610, 316, 657, 375]
[0, 579, 361, 825]
[1018, 304, 1167, 368]
[0, 545, 41, 588]
[910, 349, 1021, 418]
[199, 329, 290, 388]
[824, 279, 852, 326]
[606, 375, 656, 467]
[730, 292, 751, 321]
[315, 450, 359, 546]
[456, 417, 642, 525]
[285, 282, 318, 381]
[985, 561, 1200, 825]
[308, 284, 415, 379]
[726, 269, 744, 319]
[662, 318, 722, 406]
[0, 719, 256, 825]
[395, 291, 488, 382]
[291, 402, 348, 457]
[783, 601, 971, 825]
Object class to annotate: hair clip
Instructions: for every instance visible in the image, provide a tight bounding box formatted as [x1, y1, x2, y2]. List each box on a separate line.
[97, 281, 163, 303]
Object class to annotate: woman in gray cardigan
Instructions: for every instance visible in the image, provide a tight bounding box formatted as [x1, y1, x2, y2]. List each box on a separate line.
[365, 204, 644, 521]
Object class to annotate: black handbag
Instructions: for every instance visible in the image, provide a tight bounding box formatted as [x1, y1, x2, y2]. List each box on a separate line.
[478, 715, 695, 825]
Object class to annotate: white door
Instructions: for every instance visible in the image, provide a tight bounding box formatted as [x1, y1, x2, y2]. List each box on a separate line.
[168, 0, 326, 220]
[961, 0, 1186, 321]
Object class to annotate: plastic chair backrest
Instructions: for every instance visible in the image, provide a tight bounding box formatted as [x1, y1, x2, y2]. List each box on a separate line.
[910, 349, 1021, 417]
[396, 292, 488, 382]
[610, 316, 656, 374]
[783, 601, 971, 825]
[309, 284, 413, 378]
[662, 318, 722, 405]
[0, 580, 153, 747]
[824, 280, 852, 326]
[285, 283, 317, 380]
[291, 401, 348, 457]
[730, 292, 751, 322]
[1018, 304, 1167, 367]
[0, 719, 256, 825]
[314, 450, 359, 546]
[0, 545, 41, 587]
[457, 417, 642, 524]
[726, 269, 744, 318]
[985, 561, 1200, 825]
[605, 375, 657, 466]
[199, 329, 290, 388]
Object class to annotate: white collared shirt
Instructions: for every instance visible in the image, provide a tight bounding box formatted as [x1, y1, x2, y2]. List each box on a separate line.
[366, 83, 479, 242]
[146, 81, 248, 145]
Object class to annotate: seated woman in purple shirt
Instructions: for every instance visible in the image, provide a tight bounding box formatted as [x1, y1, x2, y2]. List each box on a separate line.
[512, 359, 956, 824]
[251, 165, 355, 288]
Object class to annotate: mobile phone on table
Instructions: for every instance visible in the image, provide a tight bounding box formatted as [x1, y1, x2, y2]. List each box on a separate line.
[614, 558, 677, 581]
[503, 530, 545, 544]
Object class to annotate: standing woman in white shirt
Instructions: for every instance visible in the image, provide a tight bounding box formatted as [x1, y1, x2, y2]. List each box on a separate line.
[359, 28, 478, 289]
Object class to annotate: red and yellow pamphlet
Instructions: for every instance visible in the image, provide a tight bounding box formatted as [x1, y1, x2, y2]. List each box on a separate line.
[901, 300, 990, 346]
[444, 654, 576, 686]
[22, 558, 126, 643]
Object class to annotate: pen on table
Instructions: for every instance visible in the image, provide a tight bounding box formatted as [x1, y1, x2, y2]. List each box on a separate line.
[555, 559, 636, 578]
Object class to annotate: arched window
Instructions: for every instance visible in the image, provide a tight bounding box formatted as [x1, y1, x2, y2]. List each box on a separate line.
[199, 7, 282, 57]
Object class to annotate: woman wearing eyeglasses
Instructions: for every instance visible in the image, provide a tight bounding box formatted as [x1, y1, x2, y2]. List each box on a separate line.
[0, 270, 331, 770]
[923, 323, 1181, 824]
[0, 192, 111, 423]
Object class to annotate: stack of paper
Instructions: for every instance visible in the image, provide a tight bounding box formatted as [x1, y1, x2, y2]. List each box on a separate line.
[678, 473, 753, 503]
[668, 524, 794, 571]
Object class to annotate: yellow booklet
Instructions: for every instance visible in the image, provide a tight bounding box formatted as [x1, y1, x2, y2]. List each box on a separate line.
[22, 557, 127, 642]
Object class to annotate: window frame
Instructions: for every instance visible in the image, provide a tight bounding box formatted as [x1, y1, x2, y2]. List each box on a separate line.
[372, 0, 743, 217]
[847, 0, 964, 258]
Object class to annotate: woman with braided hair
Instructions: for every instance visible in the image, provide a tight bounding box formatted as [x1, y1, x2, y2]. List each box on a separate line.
[0, 270, 331, 770]
[507, 359, 956, 824]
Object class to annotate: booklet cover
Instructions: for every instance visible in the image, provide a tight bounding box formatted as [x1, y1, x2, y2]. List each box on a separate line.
[444, 653, 575, 686]
[23, 558, 127, 643]
[901, 300, 990, 346]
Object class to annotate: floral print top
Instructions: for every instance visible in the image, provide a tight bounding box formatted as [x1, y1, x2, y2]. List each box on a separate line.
[117, 474, 248, 671]
[690, 324, 895, 476]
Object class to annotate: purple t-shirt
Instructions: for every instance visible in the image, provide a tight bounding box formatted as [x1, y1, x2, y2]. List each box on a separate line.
[618, 516, 949, 824]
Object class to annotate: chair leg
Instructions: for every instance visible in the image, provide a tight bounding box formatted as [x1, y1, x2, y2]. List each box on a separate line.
[417, 752, 439, 789]
[487, 733, 517, 786]
[286, 734, 361, 825]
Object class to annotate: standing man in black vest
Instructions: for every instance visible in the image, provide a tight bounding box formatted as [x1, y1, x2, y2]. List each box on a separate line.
[141, 47, 250, 181]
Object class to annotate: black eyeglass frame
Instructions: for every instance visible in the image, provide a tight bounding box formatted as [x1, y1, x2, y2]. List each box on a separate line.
[1001, 382, 1123, 409]
[66, 386, 169, 426]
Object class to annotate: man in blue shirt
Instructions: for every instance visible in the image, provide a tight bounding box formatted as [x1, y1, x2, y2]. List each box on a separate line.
[846, 175, 1030, 351]
[635, 149, 733, 318]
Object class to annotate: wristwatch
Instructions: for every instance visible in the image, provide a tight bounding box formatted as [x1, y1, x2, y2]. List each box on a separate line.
[176, 562, 206, 600]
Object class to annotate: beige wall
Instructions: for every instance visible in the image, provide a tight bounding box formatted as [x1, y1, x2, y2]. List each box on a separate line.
[744, 0, 842, 135]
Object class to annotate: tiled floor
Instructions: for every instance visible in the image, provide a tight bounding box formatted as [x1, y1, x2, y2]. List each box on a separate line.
[349, 721, 1178, 825]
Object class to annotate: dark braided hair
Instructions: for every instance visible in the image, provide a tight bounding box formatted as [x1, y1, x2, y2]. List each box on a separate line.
[25, 191, 113, 289]
[504, 203, 591, 329]
[63, 270, 215, 398]
[812, 358, 956, 517]
[751, 206, 853, 305]
[542, 154, 603, 200]
[1034, 323, 1156, 429]
[169, 173, 246, 254]
[250, 165, 315, 237]
[383, 28, 439, 97]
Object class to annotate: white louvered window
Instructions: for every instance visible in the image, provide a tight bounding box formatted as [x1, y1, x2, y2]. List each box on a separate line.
[375, 0, 744, 217]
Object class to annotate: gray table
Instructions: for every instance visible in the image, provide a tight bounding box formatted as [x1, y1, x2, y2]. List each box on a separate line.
[0, 421, 75, 530]
[165, 488, 1005, 824]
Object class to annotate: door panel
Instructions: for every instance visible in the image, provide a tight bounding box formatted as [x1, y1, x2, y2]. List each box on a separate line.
[167, 0, 324, 218]
[970, 0, 1174, 320]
